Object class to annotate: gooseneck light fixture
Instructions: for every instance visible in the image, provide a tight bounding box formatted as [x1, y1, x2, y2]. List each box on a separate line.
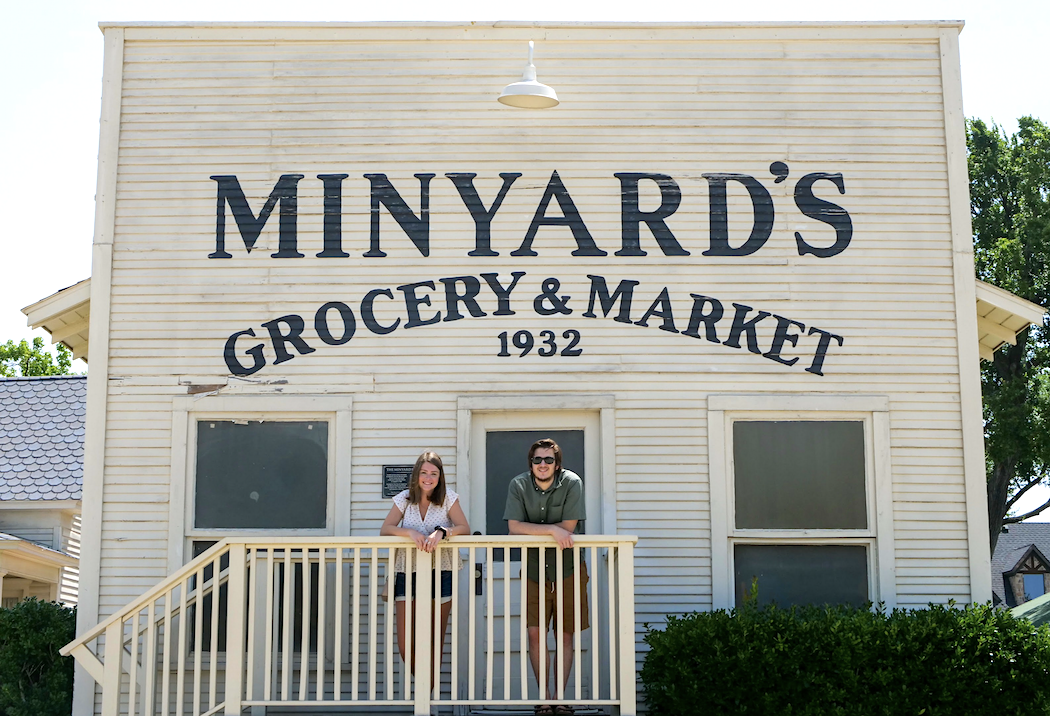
[498, 41, 559, 109]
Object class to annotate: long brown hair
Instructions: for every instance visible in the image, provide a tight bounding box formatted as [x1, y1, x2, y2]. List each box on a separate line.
[407, 451, 446, 506]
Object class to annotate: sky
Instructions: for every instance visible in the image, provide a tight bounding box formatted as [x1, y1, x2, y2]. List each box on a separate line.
[1, 1, 1048, 514]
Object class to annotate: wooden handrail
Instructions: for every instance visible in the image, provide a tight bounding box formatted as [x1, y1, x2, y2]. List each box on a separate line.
[61, 534, 637, 656]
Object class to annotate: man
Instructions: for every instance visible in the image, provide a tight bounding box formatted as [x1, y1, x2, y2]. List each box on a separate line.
[504, 438, 588, 716]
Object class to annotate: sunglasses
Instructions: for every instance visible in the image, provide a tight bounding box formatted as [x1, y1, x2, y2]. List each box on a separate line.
[531, 456, 556, 465]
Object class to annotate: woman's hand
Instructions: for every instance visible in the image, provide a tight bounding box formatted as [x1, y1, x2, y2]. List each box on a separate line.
[410, 530, 429, 551]
[420, 531, 444, 553]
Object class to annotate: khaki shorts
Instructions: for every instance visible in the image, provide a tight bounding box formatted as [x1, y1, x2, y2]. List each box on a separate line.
[526, 563, 590, 633]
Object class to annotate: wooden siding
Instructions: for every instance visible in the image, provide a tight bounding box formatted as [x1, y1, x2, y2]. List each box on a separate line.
[87, 23, 976, 686]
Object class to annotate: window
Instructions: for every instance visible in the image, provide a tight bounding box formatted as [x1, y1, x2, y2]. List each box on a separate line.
[1024, 573, 1045, 601]
[709, 395, 894, 610]
[169, 394, 353, 572]
[195, 420, 328, 529]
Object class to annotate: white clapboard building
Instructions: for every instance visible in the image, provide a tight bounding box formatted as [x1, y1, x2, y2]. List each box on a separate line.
[51, 20, 1046, 716]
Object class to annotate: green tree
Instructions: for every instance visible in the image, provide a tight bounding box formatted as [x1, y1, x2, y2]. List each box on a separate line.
[967, 116, 1050, 553]
[0, 337, 73, 377]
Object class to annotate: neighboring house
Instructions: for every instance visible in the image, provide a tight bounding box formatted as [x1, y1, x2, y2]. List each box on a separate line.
[991, 522, 1050, 608]
[0, 375, 86, 605]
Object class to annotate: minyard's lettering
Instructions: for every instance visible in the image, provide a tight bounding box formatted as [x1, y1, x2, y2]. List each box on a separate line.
[513, 171, 607, 257]
[208, 165, 853, 259]
[701, 173, 775, 257]
[446, 172, 521, 256]
[220, 273, 843, 377]
[364, 173, 435, 258]
[614, 173, 688, 256]
[793, 172, 853, 258]
[210, 174, 304, 259]
[317, 174, 350, 258]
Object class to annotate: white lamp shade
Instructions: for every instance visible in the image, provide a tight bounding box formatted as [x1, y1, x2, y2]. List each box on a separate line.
[498, 80, 559, 108]
[498, 41, 560, 109]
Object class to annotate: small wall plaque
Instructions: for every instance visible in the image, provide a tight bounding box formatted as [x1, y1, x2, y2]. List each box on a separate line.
[383, 465, 414, 498]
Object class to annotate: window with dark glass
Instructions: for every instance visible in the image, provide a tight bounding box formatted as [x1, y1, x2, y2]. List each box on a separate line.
[732, 420, 870, 607]
[194, 421, 328, 529]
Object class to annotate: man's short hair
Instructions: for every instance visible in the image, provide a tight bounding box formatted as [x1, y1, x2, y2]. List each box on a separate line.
[528, 438, 563, 475]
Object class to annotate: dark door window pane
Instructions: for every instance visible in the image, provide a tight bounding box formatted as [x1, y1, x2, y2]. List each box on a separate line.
[734, 544, 869, 607]
[195, 421, 328, 529]
[734, 421, 866, 530]
[485, 430, 584, 561]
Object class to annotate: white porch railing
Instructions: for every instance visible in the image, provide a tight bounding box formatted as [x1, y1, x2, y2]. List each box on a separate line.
[63, 535, 637, 715]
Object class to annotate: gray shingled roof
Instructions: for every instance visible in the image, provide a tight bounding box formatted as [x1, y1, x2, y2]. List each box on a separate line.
[0, 376, 86, 501]
[990, 522, 1050, 605]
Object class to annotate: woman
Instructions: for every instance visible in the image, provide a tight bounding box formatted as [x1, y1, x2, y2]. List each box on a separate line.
[380, 451, 470, 675]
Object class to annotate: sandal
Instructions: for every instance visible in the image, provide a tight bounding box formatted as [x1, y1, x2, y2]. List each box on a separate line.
[534, 706, 554, 715]
[553, 707, 574, 715]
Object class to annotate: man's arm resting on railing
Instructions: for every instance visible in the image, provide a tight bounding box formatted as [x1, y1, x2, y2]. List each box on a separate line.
[507, 519, 578, 550]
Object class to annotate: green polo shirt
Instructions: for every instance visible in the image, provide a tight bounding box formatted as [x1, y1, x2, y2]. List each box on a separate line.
[503, 469, 586, 582]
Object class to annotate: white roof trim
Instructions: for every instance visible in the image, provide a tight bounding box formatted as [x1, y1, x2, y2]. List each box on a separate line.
[0, 532, 79, 569]
[21, 279, 91, 362]
[975, 279, 1046, 362]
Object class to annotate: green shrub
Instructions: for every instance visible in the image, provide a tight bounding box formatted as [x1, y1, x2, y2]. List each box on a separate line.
[0, 599, 75, 716]
[641, 601, 1050, 716]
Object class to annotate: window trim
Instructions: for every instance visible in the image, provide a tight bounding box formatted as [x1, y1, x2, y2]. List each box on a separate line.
[709, 394, 895, 610]
[167, 394, 353, 572]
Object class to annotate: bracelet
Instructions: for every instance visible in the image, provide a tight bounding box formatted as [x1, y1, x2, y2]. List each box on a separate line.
[435, 526, 448, 540]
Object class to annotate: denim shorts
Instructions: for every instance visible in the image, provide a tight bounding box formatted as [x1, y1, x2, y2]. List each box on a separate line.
[394, 570, 454, 604]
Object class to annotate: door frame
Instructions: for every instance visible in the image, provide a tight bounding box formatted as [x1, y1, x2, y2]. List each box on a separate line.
[456, 394, 618, 537]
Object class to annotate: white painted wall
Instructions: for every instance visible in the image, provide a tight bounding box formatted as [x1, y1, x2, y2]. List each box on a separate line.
[75, 20, 986, 713]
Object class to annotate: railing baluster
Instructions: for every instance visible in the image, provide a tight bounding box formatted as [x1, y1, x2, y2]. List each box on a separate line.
[264, 549, 275, 701]
[450, 548, 459, 702]
[316, 546, 327, 700]
[433, 551, 443, 701]
[468, 545, 476, 702]
[245, 548, 257, 704]
[299, 548, 311, 701]
[350, 547, 361, 701]
[413, 552, 432, 716]
[519, 547, 527, 701]
[145, 599, 157, 716]
[573, 546, 582, 701]
[370, 548, 379, 701]
[210, 555, 220, 711]
[555, 545, 564, 702]
[281, 549, 292, 701]
[162, 588, 173, 716]
[485, 546, 493, 701]
[538, 550, 546, 706]
[176, 575, 189, 716]
[403, 550, 412, 702]
[193, 565, 205, 715]
[607, 545, 617, 700]
[590, 545, 599, 700]
[503, 548, 511, 701]
[335, 547, 344, 701]
[129, 609, 139, 716]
